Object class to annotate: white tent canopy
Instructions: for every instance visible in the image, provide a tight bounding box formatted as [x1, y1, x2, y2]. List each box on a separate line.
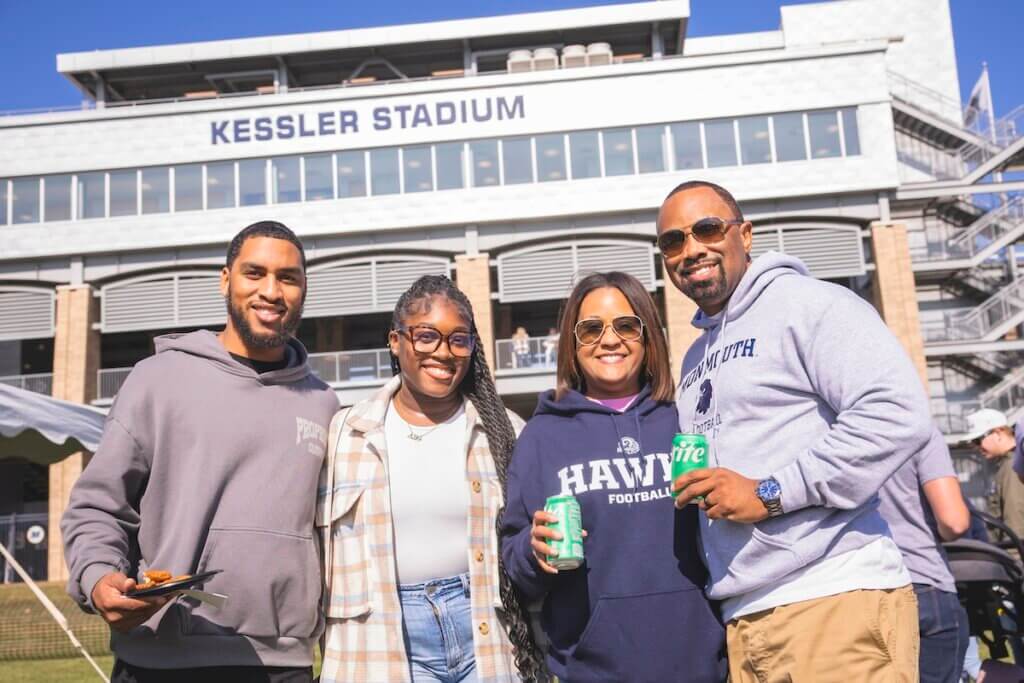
[0, 383, 105, 464]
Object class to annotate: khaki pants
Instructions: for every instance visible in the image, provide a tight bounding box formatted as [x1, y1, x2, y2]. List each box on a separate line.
[726, 587, 919, 683]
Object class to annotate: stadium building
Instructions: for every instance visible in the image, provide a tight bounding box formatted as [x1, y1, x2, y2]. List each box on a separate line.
[1, 0, 1021, 581]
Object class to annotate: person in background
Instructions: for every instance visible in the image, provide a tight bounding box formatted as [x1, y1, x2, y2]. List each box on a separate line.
[542, 327, 559, 367]
[878, 427, 970, 682]
[500, 271, 726, 683]
[512, 327, 531, 369]
[965, 409, 1024, 542]
[62, 221, 339, 683]
[317, 275, 544, 683]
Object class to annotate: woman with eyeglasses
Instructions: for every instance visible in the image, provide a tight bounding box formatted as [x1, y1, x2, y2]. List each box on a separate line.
[317, 275, 545, 683]
[499, 271, 726, 682]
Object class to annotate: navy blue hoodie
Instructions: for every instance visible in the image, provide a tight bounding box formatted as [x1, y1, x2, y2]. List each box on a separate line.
[500, 385, 726, 682]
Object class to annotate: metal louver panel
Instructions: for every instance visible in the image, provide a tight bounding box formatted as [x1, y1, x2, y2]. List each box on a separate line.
[498, 240, 655, 303]
[101, 272, 222, 333]
[376, 260, 449, 310]
[0, 288, 55, 341]
[752, 225, 864, 279]
[304, 257, 450, 319]
[306, 263, 374, 317]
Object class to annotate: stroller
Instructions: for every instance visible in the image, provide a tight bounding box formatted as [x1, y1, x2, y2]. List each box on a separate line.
[944, 510, 1024, 661]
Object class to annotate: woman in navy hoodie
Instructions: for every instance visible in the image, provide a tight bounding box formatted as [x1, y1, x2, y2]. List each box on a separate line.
[499, 271, 726, 682]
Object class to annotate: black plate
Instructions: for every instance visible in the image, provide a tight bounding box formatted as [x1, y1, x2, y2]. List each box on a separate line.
[125, 569, 223, 598]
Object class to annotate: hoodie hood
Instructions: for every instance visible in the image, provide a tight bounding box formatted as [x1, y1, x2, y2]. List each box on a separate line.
[533, 382, 659, 419]
[154, 329, 313, 384]
[692, 250, 809, 330]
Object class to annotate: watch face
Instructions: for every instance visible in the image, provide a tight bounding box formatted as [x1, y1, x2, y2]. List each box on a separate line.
[758, 478, 781, 500]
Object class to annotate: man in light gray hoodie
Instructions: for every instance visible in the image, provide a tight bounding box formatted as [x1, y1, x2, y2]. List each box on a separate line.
[659, 181, 932, 681]
[61, 221, 339, 683]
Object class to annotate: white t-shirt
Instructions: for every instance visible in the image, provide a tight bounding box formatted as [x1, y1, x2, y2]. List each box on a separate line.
[722, 535, 911, 622]
[384, 399, 470, 585]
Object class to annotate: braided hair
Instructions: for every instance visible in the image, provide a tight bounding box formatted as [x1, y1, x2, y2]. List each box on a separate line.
[391, 274, 548, 682]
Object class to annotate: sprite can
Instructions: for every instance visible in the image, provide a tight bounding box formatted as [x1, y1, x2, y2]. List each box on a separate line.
[544, 495, 584, 570]
[671, 433, 708, 503]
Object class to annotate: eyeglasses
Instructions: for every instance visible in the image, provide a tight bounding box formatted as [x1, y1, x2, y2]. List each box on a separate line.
[574, 316, 645, 346]
[657, 217, 744, 259]
[395, 325, 476, 357]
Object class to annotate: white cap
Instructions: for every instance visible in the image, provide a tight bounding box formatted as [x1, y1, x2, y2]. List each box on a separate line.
[964, 408, 1009, 441]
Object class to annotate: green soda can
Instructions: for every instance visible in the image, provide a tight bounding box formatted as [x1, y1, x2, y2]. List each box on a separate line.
[544, 494, 584, 570]
[671, 433, 709, 503]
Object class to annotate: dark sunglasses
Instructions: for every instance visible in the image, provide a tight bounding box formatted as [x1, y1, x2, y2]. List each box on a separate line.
[394, 325, 476, 357]
[657, 217, 744, 259]
[574, 315, 645, 346]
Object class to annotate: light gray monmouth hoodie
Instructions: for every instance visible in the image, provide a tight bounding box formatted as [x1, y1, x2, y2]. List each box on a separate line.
[61, 330, 339, 669]
[676, 252, 932, 602]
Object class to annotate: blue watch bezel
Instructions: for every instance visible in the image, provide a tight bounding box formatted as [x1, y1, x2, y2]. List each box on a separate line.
[756, 477, 782, 503]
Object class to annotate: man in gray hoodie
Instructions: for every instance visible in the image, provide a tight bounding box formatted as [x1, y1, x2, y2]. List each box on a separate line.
[660, 181, 932, 681]
[61, 221, 339, 682]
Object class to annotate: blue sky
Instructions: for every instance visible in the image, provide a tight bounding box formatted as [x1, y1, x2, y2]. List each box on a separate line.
[0, 0, 1020, 117]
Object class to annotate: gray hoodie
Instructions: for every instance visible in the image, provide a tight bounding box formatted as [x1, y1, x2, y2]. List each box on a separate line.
[62, 330, 339, 668]
[675, 252, 932, 601]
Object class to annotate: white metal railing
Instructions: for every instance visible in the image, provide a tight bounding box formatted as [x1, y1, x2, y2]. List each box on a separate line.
[307, 348, 393, 384]
[495, 336, 559, 372]
[97, 367, 133, 401]
[887, 70, 963, 122]
[915, 194, 1024, 263]
[921, 276, 1024, 343]
[0, 373, 53, 396]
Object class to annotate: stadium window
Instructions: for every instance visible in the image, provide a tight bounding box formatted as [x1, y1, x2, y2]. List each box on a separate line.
[109, 170, 138, 217]
[704, 120, 738, 168]
[569, 131, 601, 179]
[535, 134, 567, 182]
[0, 180, 7, 225]
[369, 148, 400, 196]
[469, 140, 500, 187]
[670, 122, 703, 170]
[174, 165, 203, 212]
[304, 154, 333, 201]
[78, 172, 106, 219]
[841, 108, 861, 156]
[402, 145, 434, 193]
[502, 137, 534, 185]
[336, 151, 367, 198]
[11, 177, 40, 224]
[602, 128, 635, 177]
[636, 125, 666, 174]
[239, 159, 267, 206]
[44, 175, 72, 222]
[141, 167, 170, 214]
[435, 142, 465, 190]
[772, 113, 807, 162]
[206, 161, 236, 209]
[738, 116, 772, 165]
[808, 111, 842, 158]
[273, 156, 301, 203]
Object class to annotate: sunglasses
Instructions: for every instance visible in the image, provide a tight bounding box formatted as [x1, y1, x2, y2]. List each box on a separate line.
[657, 217, 744, 259]
[574, 315, 645, 346]
[395, 325, 476, 357]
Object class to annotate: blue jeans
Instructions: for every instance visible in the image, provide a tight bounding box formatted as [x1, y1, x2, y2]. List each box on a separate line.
[399, 574, 478, 683]
[915, 584, 969, 683]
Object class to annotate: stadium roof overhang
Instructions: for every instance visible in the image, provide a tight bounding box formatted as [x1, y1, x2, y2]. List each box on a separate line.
[57, 1, 690, 103]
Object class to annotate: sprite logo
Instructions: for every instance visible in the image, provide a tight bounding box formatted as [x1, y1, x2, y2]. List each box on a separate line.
[673, 444, 706, 465]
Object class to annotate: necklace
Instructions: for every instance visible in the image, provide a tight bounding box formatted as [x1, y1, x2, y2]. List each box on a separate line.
[406, 422, 442, 441]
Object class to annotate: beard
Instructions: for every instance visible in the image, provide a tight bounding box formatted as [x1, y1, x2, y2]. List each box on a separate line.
[676, 266, 728, 309]
[225, 288, 303, 349]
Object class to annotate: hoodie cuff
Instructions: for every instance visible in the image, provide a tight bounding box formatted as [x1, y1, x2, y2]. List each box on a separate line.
[771, 459, 816, 514]
[81, 562, 120, 613]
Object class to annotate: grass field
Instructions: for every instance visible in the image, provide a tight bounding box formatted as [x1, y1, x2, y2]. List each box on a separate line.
[0, 655, 114, 682]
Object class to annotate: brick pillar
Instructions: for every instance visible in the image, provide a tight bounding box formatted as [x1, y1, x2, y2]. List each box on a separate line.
[870, 222, 928, 388]
[48, 285, 100, 582]
[315, 317, 345, 352]
[454, 254, 495, 374]
[663, 282, 701, 384]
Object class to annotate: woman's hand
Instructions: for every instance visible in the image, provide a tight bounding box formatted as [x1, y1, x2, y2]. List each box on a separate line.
[530, 509, 587, 574]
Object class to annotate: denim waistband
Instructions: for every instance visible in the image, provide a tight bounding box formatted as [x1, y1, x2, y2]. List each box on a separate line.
[398, 572, 470, 596]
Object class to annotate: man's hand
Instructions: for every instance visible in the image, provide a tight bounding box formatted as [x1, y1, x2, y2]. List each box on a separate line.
[91, 572, 171, 633]
[672, 468, 769, 523]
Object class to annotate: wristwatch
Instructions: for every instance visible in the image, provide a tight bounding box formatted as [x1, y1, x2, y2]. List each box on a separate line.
[755, 477, 784, 518]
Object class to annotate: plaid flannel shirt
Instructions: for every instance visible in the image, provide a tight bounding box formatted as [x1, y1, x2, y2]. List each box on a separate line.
[316, 376, 525, 683]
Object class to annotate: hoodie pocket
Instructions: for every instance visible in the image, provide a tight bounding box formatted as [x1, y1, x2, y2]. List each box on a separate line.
[322, 486, 373, 619]
[185, 526, 319, 639]
[567, 588, 724, 683]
